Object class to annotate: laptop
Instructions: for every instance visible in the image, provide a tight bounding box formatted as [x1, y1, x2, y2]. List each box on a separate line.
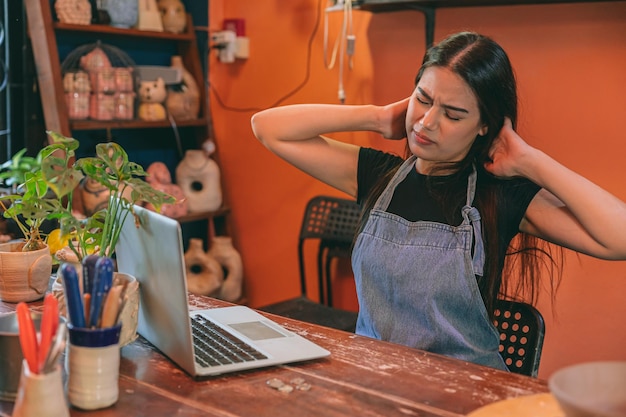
[115, 204, 330, 376]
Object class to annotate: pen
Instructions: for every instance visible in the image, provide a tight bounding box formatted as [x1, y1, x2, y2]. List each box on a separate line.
[89, 257, 114, 328]
[60, 263, 86, 328]
[82, 254, 100, 297]
[100, 284, 123, 328]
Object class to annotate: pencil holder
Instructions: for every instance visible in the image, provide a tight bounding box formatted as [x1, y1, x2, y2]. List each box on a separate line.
[65, 324, 121, 410]
[12, 360, 70, 417]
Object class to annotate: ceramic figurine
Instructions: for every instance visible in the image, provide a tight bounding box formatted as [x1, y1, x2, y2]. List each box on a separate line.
[137, 77, 167, 121]
[157, 0, 187, 34]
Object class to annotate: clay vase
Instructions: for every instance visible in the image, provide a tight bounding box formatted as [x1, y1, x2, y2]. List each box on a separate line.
[175, 150, 222, 213]
[157, 0, 187, 34]
[145, 162, 188, 218]
[165, 56, 200, 121]
[207, 236, 243, 302]
[0, 242, 52, 303]
[106, 0, 138, 28]
[79, 178, 133, 217]
[184, 238, 223, 296]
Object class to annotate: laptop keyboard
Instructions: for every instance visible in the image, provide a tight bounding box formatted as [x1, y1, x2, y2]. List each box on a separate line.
[191, 314, 268, 368]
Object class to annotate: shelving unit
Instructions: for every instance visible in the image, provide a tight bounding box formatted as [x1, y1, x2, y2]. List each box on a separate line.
[356, 0, 625, 46]
[23, 0, 232, 238]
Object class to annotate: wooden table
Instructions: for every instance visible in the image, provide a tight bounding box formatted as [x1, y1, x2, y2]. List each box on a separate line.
[0, 294, 550, 417]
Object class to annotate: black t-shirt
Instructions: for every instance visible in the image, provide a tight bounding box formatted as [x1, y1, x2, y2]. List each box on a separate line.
[356, 147, 541, 286]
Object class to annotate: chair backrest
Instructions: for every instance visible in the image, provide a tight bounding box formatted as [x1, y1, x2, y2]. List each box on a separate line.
[297, 195, 361, 298]
[493, 299, 545, 377]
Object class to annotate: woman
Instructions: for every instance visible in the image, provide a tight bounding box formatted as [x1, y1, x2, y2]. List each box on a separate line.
[250, 32, 626, 370]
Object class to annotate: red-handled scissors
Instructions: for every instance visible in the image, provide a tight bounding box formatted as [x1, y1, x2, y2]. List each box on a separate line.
[37, 294, 59, 373]
[16, 302, 39, 374]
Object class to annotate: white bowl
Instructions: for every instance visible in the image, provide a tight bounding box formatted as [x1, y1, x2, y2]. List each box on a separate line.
[549, 361, 626, 417]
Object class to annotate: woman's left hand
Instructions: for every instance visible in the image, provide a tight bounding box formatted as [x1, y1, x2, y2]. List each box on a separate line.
[483, 117, 534, 178]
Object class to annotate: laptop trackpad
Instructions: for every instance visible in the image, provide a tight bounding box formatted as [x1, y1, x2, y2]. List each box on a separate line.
[228, 321, 287, 341]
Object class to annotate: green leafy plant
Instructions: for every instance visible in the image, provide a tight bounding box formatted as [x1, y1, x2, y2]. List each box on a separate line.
[0, 131, 175, 258]
[0, 148, 43, 190]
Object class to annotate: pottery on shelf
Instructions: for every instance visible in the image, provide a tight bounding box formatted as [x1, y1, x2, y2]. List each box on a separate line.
[165, 56, 200, 121]
[136, 0, 163, 31]
[184, 238, 224, 296]
[157, 0, 187, 34]
[106, 0, 138, 28]
[207, 236, 243, 303]
[144, 162, 188, 218]
[175, 150, 222, 213]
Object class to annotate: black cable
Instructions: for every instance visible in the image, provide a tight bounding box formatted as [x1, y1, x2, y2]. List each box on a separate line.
[209, 0, 323, 113]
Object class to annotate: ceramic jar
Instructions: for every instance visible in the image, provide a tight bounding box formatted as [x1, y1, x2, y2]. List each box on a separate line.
[207, 236, 243, 302]
[106, 0, 138, 29]
[184, 238, 223, 296]
[175, 150, 222, 213]
[165, 56, 200, 121]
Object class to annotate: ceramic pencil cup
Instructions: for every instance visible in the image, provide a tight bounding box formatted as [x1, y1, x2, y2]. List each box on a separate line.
[12, 360, 70, 417]
[65, 323, 122, 410]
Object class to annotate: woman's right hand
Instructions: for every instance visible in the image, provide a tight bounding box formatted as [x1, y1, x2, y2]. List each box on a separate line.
[379, 98, 410, 140]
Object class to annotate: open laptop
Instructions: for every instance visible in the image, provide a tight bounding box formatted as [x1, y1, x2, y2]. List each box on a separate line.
[115, 204, 330, 377]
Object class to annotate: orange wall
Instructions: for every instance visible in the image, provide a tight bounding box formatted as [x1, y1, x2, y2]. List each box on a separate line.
[207, 1, 626, 379]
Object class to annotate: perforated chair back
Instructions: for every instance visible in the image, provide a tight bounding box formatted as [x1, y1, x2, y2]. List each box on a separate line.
[258, 195, 360, 332]
[493, 299, 545, 377]
[298, 195, 361, 304]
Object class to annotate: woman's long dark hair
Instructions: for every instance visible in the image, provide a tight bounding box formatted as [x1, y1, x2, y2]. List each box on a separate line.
[358, 32, 562, 316]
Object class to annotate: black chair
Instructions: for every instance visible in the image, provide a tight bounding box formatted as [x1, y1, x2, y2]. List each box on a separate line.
[259, 195, 360, 332]
[493, 299, 545, 377]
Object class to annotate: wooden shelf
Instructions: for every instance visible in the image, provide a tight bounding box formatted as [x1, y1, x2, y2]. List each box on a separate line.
[177, 207, 231, 224]
[70, 117, 209, 131]
[354, 0, 625, 46]
[53, 22, 195, 41]
[357, 0, 623, 11]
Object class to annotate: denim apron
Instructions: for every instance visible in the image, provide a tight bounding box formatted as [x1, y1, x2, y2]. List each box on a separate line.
[352, 155, 507, 370]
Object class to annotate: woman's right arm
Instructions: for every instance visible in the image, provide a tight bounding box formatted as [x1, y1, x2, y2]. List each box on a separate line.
[250, 101, 408, 198]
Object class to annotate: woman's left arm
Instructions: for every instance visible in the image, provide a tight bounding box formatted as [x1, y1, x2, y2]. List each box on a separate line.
[485, 119, 626, 260]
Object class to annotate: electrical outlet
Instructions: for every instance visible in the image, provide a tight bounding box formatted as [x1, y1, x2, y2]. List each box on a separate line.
[211, 30, 237, 63]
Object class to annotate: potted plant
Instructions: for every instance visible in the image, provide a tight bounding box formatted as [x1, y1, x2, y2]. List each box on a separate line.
[0, 131, 175, 303]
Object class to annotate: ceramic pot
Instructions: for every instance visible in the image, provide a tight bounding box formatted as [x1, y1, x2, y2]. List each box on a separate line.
[0, 242, 52, 303]
[207, 236, 243, 302]
[165, 55, 200, 121]
[184, 238, 223, 296]
[51, 270, 139, 347]
[12, 360, 70, 417]
[157, 0, 186, 33]
[175, 150, 222, 213]
[106, 0, 138, 28]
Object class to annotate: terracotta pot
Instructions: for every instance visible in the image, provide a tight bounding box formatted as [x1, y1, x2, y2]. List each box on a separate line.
[0, 242, 52, 303]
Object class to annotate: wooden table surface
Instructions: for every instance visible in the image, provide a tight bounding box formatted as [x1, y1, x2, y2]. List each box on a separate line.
[0, 294, 550, 417]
